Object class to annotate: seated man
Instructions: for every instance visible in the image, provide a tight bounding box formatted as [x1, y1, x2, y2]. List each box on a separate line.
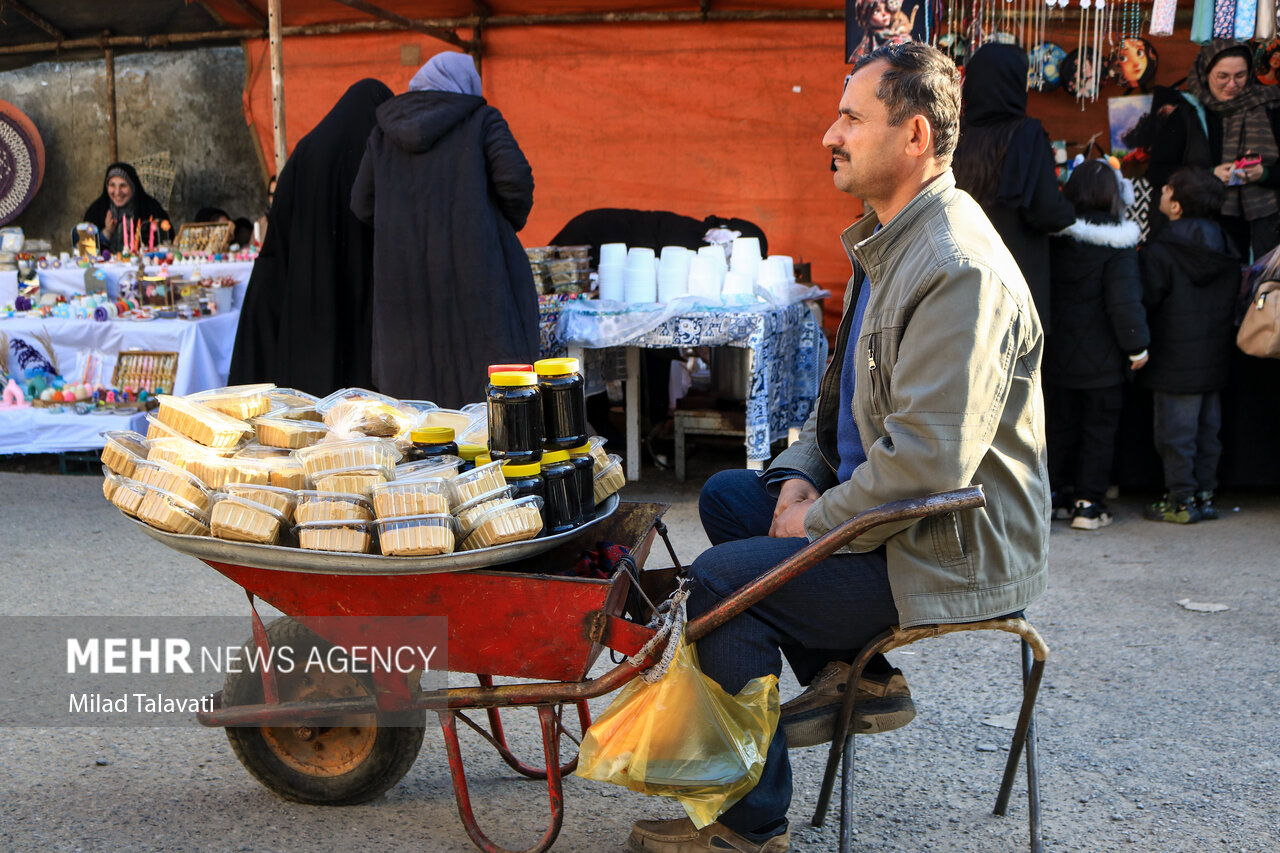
[628, 42, 1049, 853]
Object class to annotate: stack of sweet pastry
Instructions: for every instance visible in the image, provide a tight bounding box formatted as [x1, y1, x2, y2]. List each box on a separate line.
[101, 383, 602, 557]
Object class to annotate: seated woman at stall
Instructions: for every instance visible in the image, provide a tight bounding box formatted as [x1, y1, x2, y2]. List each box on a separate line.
[75, 163, 173, 253]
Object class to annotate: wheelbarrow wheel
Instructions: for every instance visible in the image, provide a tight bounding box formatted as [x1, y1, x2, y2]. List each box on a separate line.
[222, 616, 425, 806]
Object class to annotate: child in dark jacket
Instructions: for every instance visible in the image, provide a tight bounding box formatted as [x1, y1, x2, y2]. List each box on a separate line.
[1046, 160, 1151, 530]
[1140, 167, 1240, 524]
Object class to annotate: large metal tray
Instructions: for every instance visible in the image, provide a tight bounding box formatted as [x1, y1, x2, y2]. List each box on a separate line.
[132, 493, 620, 576]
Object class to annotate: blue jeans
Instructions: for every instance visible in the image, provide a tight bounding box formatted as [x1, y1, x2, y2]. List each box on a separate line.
[689, 469, 899, 837]
[1152, 390, 1222, 501]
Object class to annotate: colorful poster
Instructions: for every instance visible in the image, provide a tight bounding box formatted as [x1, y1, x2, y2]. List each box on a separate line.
[1109, 94, 1154, 157]
[845, 0, 931, 64]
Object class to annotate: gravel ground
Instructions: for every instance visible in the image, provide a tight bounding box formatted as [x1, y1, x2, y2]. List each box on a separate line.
[0, 444, 1277, 853]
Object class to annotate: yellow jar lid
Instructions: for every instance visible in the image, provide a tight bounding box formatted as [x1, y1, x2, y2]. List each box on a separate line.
[534, 357, 581, 377]
[502, 460, 542, 477]
[490, 370, 539, 387]
[456, 443, 486, 461]
[540, 449, 571, 466]
[476, 452, 493, 466]
[411, 426, 455, 443]
[568, 442, 592, 456]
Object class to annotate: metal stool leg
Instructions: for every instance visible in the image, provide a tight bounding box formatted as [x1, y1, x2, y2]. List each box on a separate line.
[994, 638, 1046, 853]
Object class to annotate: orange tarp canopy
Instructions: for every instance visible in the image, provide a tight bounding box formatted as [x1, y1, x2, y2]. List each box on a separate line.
[214, 3, 859, 322]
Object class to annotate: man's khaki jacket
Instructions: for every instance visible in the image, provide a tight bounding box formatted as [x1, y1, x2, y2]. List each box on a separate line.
[768, 171, 1049, 628]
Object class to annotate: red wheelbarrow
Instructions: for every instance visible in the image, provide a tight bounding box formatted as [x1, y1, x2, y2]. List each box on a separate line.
[133, 488, 986, 853]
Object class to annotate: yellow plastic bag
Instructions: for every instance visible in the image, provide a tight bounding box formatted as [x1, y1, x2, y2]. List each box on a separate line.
[575, 640, 779, 828]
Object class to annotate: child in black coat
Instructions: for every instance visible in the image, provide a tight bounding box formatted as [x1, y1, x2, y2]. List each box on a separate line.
[1139, 167, 1240, 523]
[1045, 160, 1151, 530]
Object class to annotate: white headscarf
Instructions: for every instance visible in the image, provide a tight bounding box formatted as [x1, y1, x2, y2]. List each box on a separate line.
[408, 52, 482, 96]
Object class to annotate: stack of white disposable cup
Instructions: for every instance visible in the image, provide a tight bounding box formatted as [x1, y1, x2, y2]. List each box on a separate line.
[758, 256, 793, 301]
[722, 268, 756, 300]
[597, 242, 627, 301]
[730, 236, 763, 285]
[698, 245, 729, 281]
[686, 254, 723, 303]
[623, 247, 658, 303]
[657, 246, 692, 302]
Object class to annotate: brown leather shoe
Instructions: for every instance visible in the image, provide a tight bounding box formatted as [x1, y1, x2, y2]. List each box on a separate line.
[779, 660, 915, 748]
[628, 817, 790, 852]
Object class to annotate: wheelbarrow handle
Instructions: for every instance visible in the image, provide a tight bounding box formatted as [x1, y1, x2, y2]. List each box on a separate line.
[684, 485, 986, 644]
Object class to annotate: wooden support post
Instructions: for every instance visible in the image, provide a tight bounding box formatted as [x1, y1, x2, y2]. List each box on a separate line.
[266, 0, 286, 173]
[104, 44, 118, 163]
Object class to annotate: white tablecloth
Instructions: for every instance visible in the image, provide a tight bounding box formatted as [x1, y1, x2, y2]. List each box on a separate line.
[36, 261, 254, 307]
[0, 407, 147, 455]
[1, 311, 239, 397]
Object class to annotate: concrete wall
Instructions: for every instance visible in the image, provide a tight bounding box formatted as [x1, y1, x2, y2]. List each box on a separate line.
[2, 46, 267, 252]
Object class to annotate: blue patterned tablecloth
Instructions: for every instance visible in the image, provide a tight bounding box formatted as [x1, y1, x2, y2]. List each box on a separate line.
[558, 302, 827, 462]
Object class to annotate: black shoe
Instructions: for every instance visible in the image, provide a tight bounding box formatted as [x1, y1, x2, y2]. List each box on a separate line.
[1195, 491, 1220, 520]
[1070, 499, 1112, 530]
[1050, 491, 1074, 521]
[1143, 494, 1201, 524]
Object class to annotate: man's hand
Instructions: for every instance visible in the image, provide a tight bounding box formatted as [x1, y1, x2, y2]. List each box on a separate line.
[1213, 162, 1235, 184]
[770, 477, 819, 538]
[1130, 352, 1149, 370]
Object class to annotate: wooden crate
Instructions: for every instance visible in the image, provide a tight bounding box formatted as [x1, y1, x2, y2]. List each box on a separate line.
[174, 221, 233, 254]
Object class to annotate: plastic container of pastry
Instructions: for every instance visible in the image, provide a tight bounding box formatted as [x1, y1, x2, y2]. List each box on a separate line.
[370, 478, 452, 519]
[375, 513, 458, 556]
[136, 483, 211, 536]
[144, 415, 244, 455]
[102, 467, 123, 502]
[210, 493, 291, 544]
[155, 395, 254, 449]
[294, 519, 375, 553]
[459, 496, 544, 550]
[221, 482, 298, 520]
[189, 383, 276, 420]
[253, 416, 328, 449]
[100, 430, 149, 477]
[265, 388, 322, 421]
[294, 490, 373, 524]
[293, 437, 400, 479]
[449, 460, 507, 504]
[395, 456, 463, 481]
[588, 435, 611, 473]
[452, 486, 516, 532]
[310, 465, 388, 497]
[317, 388, 413, 438]
[185, 454, 274, 490]
[593, 453, 625, 505]
[130, 457, 213, 511]
[110, 477, 147, 517]
[419, 408, 473, 436]
[233, 443, 293, 460]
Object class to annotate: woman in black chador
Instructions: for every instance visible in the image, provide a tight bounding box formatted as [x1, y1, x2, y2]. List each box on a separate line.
[351, 51, 538, 409]
[229, 79, 393, 395]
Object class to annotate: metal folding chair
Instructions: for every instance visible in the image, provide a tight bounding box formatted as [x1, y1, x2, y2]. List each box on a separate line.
[811, 616, 1051, 852]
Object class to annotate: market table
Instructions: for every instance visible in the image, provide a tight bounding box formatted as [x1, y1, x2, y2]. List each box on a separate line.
[0, 407, 146, 455]
[0, 312, 239, 455]
[34, 260, 254, 307]
[563, 300, 827, 481]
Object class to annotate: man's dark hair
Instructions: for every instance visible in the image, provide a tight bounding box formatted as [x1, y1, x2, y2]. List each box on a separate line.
[851, 41, 962, 165]
[1165, 167, 1227, 219]
[1063, 159, 1124, 221]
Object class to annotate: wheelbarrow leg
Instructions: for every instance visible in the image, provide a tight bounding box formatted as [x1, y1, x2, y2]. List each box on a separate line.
[439, 706, 565, 853]
[477, 675, 591, 779]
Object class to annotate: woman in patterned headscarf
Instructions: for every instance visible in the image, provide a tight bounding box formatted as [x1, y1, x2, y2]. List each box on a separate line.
[1147, 39, 1280, 258]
